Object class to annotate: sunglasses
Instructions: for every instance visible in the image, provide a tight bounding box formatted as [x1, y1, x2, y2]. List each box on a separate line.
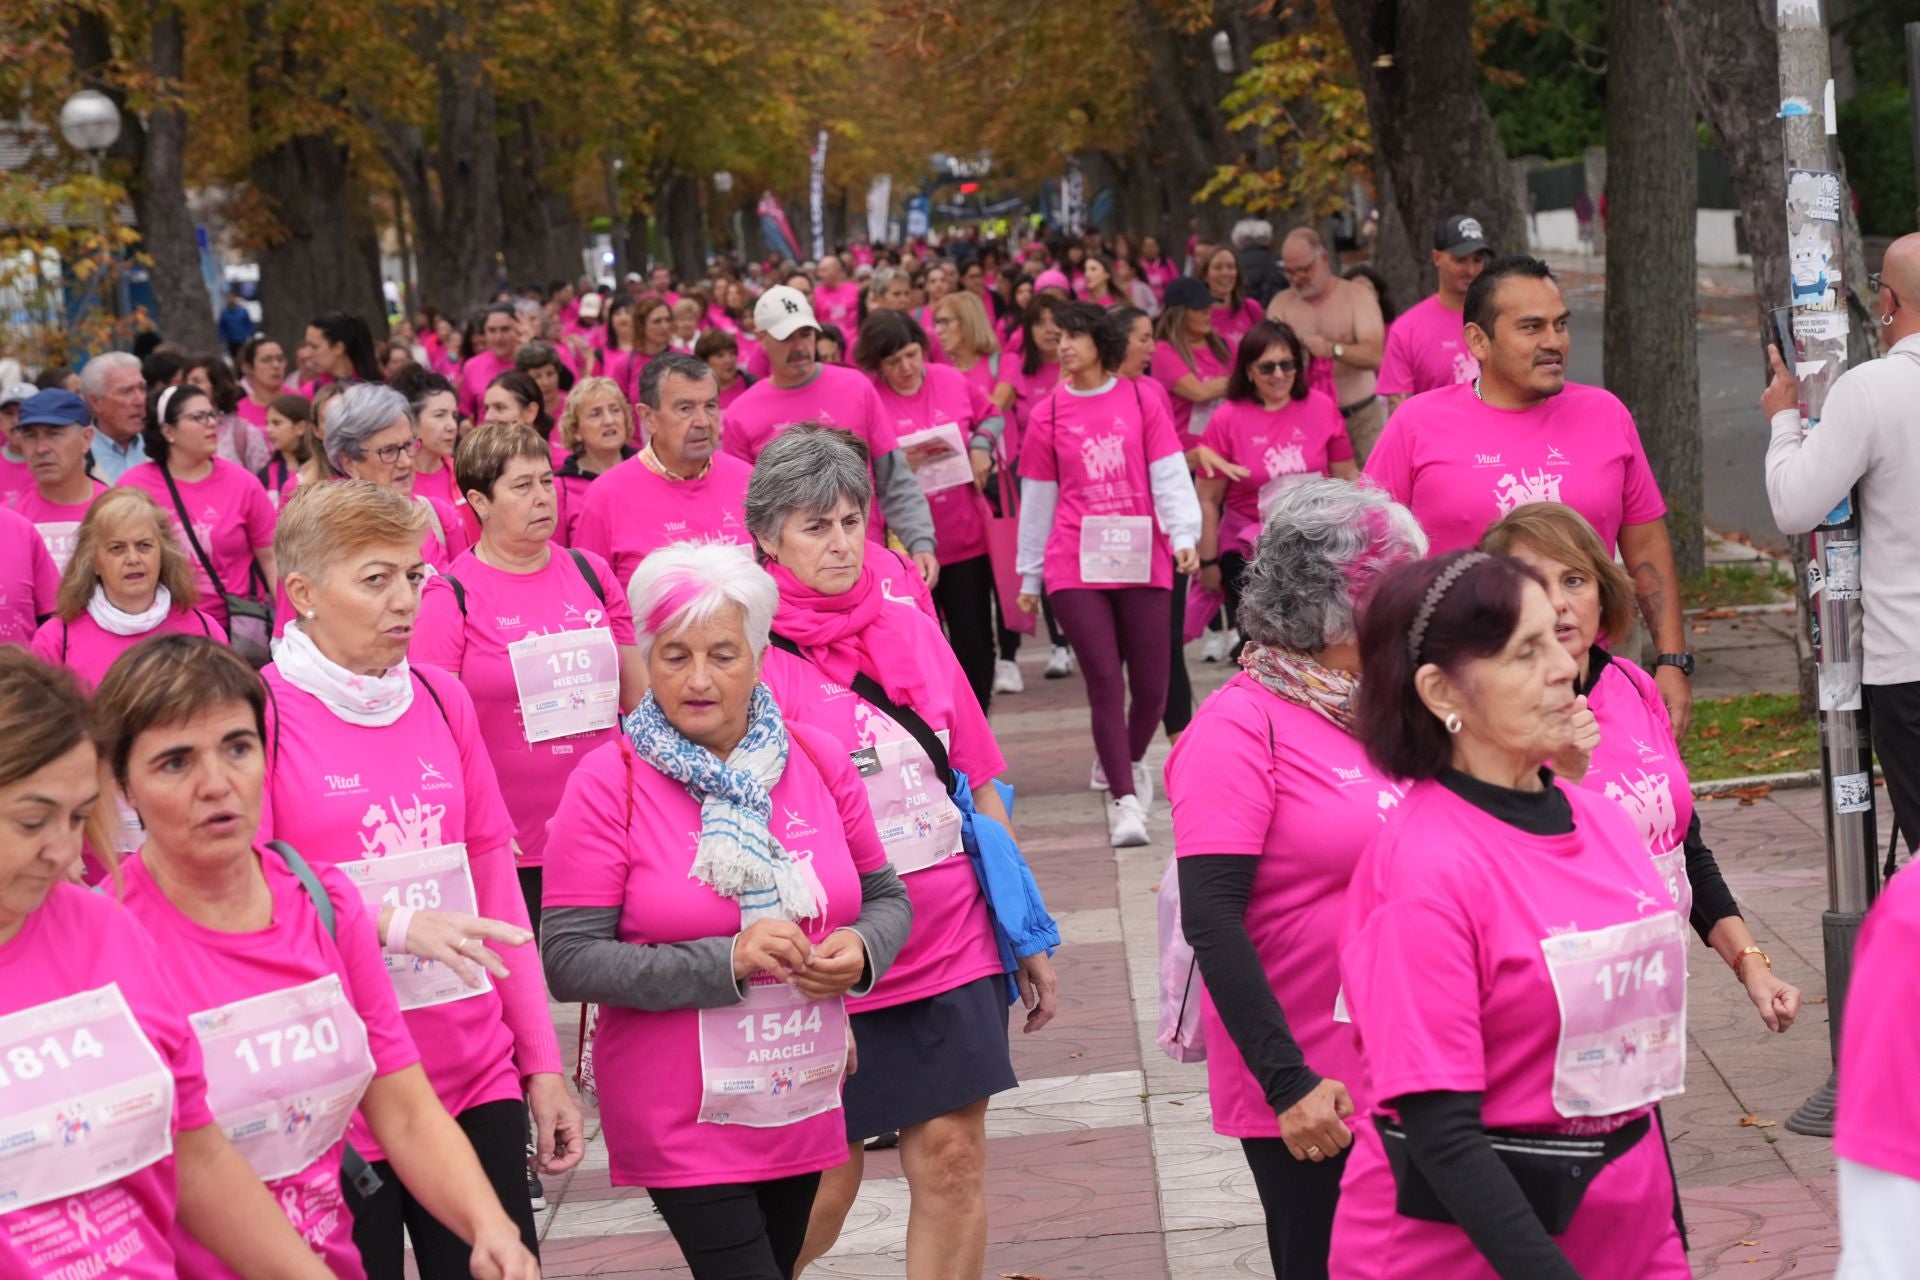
[1254, 359, 1298, 376]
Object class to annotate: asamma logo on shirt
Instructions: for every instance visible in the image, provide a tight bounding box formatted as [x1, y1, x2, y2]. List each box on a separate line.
[419, 756, 452, 791]
[782, 805, 818, 840]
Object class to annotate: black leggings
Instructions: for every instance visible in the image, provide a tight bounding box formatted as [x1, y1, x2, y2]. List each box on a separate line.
[518, 865, 542, 943]
[351, 1096, 538, 1280]
[1163, 572, 1195, 737]
[931, 553, 996, 712]
[1240, 1138, 1347, 1279]
[649, 1171, 822, 1279]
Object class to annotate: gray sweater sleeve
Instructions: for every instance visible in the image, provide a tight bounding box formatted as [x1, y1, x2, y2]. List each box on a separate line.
[873, 447, 937, 554]
[541, 864, 915, 1008]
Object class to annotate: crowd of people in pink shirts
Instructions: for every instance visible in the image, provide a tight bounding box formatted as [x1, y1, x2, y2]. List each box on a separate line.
[0, 217, 1903, 1280]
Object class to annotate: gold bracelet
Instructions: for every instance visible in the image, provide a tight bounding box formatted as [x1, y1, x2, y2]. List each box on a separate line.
[1731, 944, 1771, 973]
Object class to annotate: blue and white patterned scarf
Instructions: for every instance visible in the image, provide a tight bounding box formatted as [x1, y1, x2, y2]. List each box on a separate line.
[624, 684, 820, 925]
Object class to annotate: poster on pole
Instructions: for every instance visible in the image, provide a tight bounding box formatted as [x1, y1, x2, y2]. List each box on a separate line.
[866, 176, 893, 246]
[809, 130, 829, 262]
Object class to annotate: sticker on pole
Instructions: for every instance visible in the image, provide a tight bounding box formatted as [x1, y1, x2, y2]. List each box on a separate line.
[1824, 543, 1861, 600]
[1820, 663, 1864, 714]
[1832, 771, 1873, 816]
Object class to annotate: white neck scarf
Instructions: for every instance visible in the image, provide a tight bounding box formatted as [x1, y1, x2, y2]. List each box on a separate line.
[87, 585, 173, 637]
[271, 621, 415, 727]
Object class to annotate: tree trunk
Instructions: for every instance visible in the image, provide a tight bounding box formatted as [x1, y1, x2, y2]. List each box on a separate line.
[498, 104, 585, 288]
[1330, 0, 1523, 297]
[1605, 0, 1703, 578]
[252, 135, 388, 349]
[659, 170, 707, 283]
[136, 6, 219, 351]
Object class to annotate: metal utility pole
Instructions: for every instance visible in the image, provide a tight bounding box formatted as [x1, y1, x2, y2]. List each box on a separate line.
[1907, 24, 1920, 228]
[1777, 0, 1878, 1140]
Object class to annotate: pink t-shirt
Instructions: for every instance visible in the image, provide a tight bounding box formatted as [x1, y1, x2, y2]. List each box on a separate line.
[874, 364, 995, 564]
[1836, 859, 1920, 1181]
[570, 452, 753, 590]
[1199, 392, 1353, 554]
[1209, 298, 1264, 349]
[997, 357, 1061, 464]
[116, 846, 419, 1280]
[596, 348, 657, 404]
[716, 375, 751, 413]
[1150, 340, 1231, 441]
[761, 625, 1007, 1012]
[1018, 377, 1186, 592]
[1167, 678, 1400, 1137]
[0, 449, 31, 510]
[119, 459, 276, 631]
[409, 459, 467, 521]
[1330, 779, 1688, 1278]
[259, 664, 560, 1154]
[0, 507, 59, 647]
[414, 547, 636, 863]
[417, 494, 472, 571]
[0, 885, 215, 1280]
[11, 481, 107, 571]
[236, 396, 271, 430]
[31, 608, 225, 690]
[952, 355, 1000, 411]
[1362, 382, 1667, 555]
[1374, 294, 1477, 398]
[812, 282, 862, 333]
[542, 727, 885, 1187]
[719, 365, 901, 542]
[739, 335, 771, 380]
[1579, 654, 1694, 904]
[456, 351, 516, 419]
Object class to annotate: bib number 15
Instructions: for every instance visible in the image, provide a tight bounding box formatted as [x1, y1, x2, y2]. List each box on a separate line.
[1593, 950, 1669, 1002]
[735, 1005, 825, 1044]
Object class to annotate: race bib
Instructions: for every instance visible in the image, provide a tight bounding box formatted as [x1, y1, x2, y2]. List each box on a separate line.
[1540, 914, 1687, 1118]
[1651, 847, 1691, 923]
[189, 975, 375, 1182]
[0, 984, 175, 1213]
[1078, 515, 1153, 584]
[337, 844, 490, 1011]
[35, 523, 81, 572]
[898, 422, 975, 496]
[697, 977, 848, 1128]
[507, 627, 620, 744]
[851, 728, 961, 876]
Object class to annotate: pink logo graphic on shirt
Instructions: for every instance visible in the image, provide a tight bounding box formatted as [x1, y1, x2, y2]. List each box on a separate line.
[1262, 443, 1306, 477]
[1450, 351, 1476, 383]
[1493, 468, 1563, 515]
[67, 1198, 102, 1243]
[1080, 432, 1128, 482]
[55, 1105, 92, 1147]
[1605, 769, 1678, 851]
[358, 795, 448, 855]
[1545, 445, 1569, 465]
[283, 1097, 315, 1136]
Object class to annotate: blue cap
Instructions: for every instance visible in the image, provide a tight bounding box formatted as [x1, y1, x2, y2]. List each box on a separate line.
[15, 390, 90, 429]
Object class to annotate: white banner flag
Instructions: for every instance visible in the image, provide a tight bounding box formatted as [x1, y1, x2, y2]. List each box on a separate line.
[809, 130, 829, 261]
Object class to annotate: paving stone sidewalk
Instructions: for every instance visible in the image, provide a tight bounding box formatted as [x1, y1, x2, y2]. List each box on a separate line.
[525, 641, 1849, 1278]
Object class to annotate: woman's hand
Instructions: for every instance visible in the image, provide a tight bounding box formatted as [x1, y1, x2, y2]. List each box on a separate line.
[1016, 592, 1040, 615]
[1200, 563, 1223, 594]
[467, 1223, 541, 1279]
[401, 911, 532, 989]
[1187, 444, 1251, 482]
[1013, 952, 1059, 1033]
[792, 928, 866, 999]
[733, 919, 813, 980]
[1279, 1078, 1355, 1162]
[527, 1072, 584, 1175]
[970, 446, 993, 491]
[1173, 547, 1201, 576]
[1741, 958, 1802, 1033]
[1547, 694, 1599, 785]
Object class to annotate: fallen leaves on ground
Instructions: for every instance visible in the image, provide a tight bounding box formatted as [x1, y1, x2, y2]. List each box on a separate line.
[1699, 608, 1741, 619]
[1730, 783, 1776, 806]
[1739, 1115, 1778, 1128]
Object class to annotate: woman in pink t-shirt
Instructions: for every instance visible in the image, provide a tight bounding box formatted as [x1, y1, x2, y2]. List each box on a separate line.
[549, 375, 638, 546]
[0, 505, 58, 650]
[740, 430, 1057, 1280]
[120, 384, 277, 635]
[1017, 302, 1203, 847]
[389, 365, 468, 525]
[415, 422, 644, 932]
[0, 651, 338, 1280]
[1170, 479, 1424, 1279]
[541, 541, 912, 1280]
[1151, 278, 1233, 443]
[1195, 320, 1357, 656]
[259, 392, 326, 508]
[1332, 552, 1691, 1278]
[187, 356, 273, 474]
[1202, 246, 1265, 349]
[856, 310, 1003, 711]
[95, 637, 541, 1280]
[1482, 504, 1802, 1034]
[237, 333, 291, 431]
[1138, 234, 1179, 299]
[694, 329, 757, 420]
[263, 479, 579, 1273]
[322, 383, 472, 572]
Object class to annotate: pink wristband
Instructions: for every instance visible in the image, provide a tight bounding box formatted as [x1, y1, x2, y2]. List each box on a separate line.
[385, 906, 416, 955]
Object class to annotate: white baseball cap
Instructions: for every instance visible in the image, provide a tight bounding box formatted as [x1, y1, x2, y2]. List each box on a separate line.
[753, 285, 819, 342]
[0, 383, 36, 409]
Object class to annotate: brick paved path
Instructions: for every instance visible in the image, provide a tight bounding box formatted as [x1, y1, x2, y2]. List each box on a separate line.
[526, 646, 1846, 1278]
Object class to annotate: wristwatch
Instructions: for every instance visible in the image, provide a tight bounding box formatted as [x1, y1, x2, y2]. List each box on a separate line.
[1654, 652, 1696, 677]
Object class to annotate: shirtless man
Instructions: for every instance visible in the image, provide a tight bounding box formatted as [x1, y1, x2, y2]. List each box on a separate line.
[1267, 228, 1386, 461]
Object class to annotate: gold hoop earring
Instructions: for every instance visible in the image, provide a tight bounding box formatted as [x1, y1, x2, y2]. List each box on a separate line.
[1444, 712, 1463, 735]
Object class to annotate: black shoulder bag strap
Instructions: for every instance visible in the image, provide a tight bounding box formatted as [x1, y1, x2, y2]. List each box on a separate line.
[767, 633, 955, 793]
[445, 548, 603, 617]
[160, 466, 233, 602]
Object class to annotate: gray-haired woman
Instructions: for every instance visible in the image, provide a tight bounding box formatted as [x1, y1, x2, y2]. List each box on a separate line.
[745, 428, 1059, 1279]
[323, 381, 473, 570]
[1167, 478, 1425, 1279]
[541, 540, 912, 1280]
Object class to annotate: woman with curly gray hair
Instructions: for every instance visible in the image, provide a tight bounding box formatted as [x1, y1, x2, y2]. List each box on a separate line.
[1166, 477, 1424, 1279]
[323, 381, 472, 569]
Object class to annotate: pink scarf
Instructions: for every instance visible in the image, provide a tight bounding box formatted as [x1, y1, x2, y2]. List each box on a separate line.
[768, 560, 934, 710]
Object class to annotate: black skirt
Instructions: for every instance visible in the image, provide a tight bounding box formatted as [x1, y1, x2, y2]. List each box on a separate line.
[841, 974, 1018, 1140]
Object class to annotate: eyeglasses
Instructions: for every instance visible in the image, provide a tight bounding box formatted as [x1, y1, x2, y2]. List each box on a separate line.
[1870, 271, 1900, 312]
[370, 436, 424, 464]
[177, 409, 220, 426]
[1254, 359, 1298, 376]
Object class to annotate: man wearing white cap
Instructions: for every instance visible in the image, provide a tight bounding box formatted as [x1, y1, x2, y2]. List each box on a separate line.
[1377, 215, 1493, 415]
[722, 284, 940, 583]
[0, 382, 37, 508]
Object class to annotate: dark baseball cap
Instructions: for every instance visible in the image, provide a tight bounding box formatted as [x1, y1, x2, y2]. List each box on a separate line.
[15, 390, 90, 429]
[1163, 277, 1215, 312]
[1435, 215, 1490, 257]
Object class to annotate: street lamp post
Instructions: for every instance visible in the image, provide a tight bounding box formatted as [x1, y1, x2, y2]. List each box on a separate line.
[58, 89, 123, 323]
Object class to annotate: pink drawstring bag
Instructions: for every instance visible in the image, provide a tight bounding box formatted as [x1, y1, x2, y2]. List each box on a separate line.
[1184, 579, 1225, 644]
[1156, 852, 1207, 1062]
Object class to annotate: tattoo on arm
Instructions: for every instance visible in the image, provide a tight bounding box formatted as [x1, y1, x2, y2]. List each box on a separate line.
[1629, 559, 1675, 649]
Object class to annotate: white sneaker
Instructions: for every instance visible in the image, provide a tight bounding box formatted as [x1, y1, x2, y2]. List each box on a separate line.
[1108, 794, 1150, 847]
[1201, 630, 1228, 663]
[1045, 645, 1075, 679]
[1091, 758, 1109, 791]
[993, 659, 1025, 694]
[1132, 760, 1156, 814]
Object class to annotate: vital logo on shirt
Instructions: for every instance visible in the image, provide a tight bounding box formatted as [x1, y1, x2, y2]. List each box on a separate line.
[323, 772, 366, 796]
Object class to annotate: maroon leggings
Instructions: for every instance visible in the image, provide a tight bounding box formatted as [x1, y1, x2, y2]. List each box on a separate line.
[1049, 587, 1172, 799]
